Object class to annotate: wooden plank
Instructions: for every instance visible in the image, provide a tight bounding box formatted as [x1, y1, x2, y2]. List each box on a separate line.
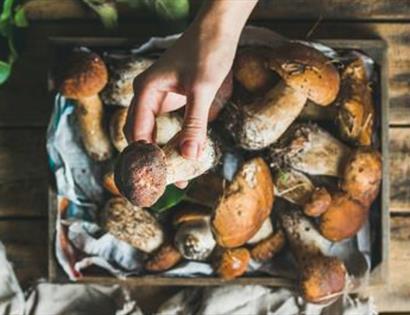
[0, 219, 48, 288]
[0, 129, 48, 217]
[390, 128, 410, 212]
[370, 215, 410, 312]
[23, 0, 410, 21]
[1, 21, 409, 127]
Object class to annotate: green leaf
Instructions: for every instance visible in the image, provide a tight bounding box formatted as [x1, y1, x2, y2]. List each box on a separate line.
[14, 7, 28, 27]
[150, 184, 187, 213]
[0, 0, 15, 37]
[81, 0, 118, 29]
[0, 60, 11, 85]
[152, 0, 189, 20]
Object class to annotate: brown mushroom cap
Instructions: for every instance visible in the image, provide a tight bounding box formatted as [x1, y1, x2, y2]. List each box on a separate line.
[145, 243, 182, 272]
[319, 192, 367, 241]
[59, 51, 108, 99]
[301, 254, 346, 304]
[114, 141, 167, 207]
[304, 187, 332, 217]
[215, 247, 251, 280]
[250, 229, 286, 262]
[342, 147, 382, 208]
[212, 157, 274, 248]
[268, 42, 340, 106]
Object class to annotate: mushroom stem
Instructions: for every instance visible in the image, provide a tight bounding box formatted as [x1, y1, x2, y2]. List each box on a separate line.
[228, 81, 307, 150]
[76, 95, 113, 161]
[279, 206, 347, 304]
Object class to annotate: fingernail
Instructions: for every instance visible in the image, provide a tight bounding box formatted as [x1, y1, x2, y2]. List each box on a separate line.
[181, 140, 199, 160]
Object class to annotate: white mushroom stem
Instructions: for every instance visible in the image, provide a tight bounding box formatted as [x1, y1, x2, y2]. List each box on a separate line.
[234, 81, 307, 150]
[247, 218, 273, 245]
[76, 95, 113, 161]
[163, 133, 219, 184]
[175, 216, 216, 261]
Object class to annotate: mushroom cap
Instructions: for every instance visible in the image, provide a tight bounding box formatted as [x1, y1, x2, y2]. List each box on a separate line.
[304, 187, 332, 217]
[268, 42, 340, 106]
[144, 243, 182, 272]
[115, 141, 167, 207]
[102, 197, 164, 253]
[59, 51, 108, 99]
[250, 229, 285, 262]
[215, 248, 251, 280]
[319, 192, 367, 241]
[212, 157, 274, 248]
[342, 147, 382, 208]
[301, 254, 346, 304]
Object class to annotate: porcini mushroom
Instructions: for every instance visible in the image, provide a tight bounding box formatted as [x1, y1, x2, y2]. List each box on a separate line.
[145, 243, 182, 272]
[273, 169, 315, 205]
[279, 206, 347, 304]
[174, 210, 216, 261]
[304, 187, 332, 217]
[109, 107, 183, 152]
[270, 124, 351, 177]
[226, 43, 340, 150]
[215, 247, 251, 280]
[337, 57, 375, 146]
[115, 133, 219, 207]
[102, 197, 164, 253]
[59, 50, 113, 161]
[247, 218, 274, 245]
[212, 157, 274, 248]
[250, 229, 285, 262]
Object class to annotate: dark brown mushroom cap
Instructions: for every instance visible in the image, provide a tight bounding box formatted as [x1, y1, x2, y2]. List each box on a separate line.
[59, 51, 108, 99]
[114, 141, 167, 207]
[268, 42, 340, 106]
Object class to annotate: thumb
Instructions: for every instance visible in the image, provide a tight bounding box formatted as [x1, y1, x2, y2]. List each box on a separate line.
[180, 85, 217, 160]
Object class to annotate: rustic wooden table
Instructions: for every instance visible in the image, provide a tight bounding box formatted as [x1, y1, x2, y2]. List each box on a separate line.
[0, 0, 409, 313]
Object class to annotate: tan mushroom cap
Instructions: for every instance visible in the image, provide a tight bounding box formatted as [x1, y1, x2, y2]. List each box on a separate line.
[216, 247, 251, 280]
[268, 42, 340, 106]
[145, 243, 182, 272]
[59, 51, 108, 99]
[212, 157, 274, 248]
[115, 141, 167, 207]
[319, 192, 367, 242]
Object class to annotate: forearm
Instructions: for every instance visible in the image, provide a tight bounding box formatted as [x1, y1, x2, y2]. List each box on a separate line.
[194, 0, 258, 39]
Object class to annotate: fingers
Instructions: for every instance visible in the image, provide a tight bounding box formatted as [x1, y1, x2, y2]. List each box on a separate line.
[179, 84, 217, 160]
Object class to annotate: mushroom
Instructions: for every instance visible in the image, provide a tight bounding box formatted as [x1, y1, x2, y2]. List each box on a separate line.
[279, 206, 347, 304]
[246, 218, 273, 245]
[270, 124, 351, 177]
[109, 107, 183, 152]
[337, 57, 375, 146]
[145, 243, 182, 272]
[318, 192, 367, 242]
[304, 187, 332, 217]
[102, 57, 155, 107]
[342, 147, 382, 208]
[115, 133, 219, 207]
[101, 197, 164, 253]
[59, 50, 113, 161]
[250, 229, 285, 262]
[103, 169, 121, 196]
[212, 157, 274, 248]
[173, 208, 216, 261]
[215, 247, 251, 280]
[226, 43, 340, 150]
[273, 169, 315, 205]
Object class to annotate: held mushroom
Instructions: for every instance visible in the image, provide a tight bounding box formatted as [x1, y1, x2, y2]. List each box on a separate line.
[115, 133, 219, 207]
[215, 247, 251, 280]
[101, 197, 164, 253]
[109, 108, 183, 152]
[174, 210, 216, 261]
[279, 206, 347, 304]
[337, 57, 375, 146]
[226, 43, 340, 150]
[212, 157, 274, 248]
[145, 243, 182, 272]
[59, 50, 113, 161]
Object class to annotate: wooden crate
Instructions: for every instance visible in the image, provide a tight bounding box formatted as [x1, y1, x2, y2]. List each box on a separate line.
[48, 36, 389, 287]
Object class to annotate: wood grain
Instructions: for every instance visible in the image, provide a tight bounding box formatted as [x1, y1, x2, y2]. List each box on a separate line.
[0, 219, 48, 287]
[390, 128, 410, 212]
[23, 0, 410, 20]
[0, 129, 48, 217]
[370, 215, 410, 312]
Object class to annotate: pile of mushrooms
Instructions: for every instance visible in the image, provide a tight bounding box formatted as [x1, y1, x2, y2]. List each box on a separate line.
[61, 39, 382, 304]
